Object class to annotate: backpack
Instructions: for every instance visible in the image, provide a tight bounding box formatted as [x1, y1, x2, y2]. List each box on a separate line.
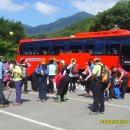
[99, 64, 110, 83]
[114, 85, 121, 99]
[21, 64, 27, 78]
[35, 64, 47, 77]
[71, 64, 79, 74]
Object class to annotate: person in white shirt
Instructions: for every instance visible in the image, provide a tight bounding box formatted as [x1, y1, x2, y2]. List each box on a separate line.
[67, 58, 79, 92]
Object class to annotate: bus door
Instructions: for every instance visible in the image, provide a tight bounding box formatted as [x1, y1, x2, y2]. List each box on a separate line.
[120, 44, 130, 71]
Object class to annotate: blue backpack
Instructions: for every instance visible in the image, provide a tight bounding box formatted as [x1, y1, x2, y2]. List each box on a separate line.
[114, 85, 121, 99]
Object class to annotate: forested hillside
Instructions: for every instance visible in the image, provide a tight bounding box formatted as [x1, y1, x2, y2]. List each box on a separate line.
[0, 18, 25, 59]
[24, 11, 93, 35]
[44, 0, 130, 38]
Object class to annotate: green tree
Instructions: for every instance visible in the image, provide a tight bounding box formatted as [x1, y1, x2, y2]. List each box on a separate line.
[89, 0, 130, 31]
[0, 17, 25, 59]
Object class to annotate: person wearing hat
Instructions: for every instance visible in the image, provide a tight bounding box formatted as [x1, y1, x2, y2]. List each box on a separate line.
[60, 60, 69, 101]
[60, 60, 67, 75]
[35, 58, 49, 102]
[82, 62, 92, 96]
[67, 58, 79, 92]
[89, 57, 105, 115]
[20, 58, 31, 94]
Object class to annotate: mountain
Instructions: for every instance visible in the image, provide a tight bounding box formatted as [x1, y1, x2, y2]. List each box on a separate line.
[23, 11, 94, 35]
[48, 0, 130, 38]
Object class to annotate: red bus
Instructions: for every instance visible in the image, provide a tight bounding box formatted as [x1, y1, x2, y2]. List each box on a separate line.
[17, 29, 130, 87]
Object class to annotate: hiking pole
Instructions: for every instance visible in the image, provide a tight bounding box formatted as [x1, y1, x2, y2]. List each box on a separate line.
[7, 89, 13, 100]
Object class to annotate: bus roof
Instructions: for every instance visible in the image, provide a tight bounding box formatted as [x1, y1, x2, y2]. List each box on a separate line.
[20, 29, 130, 43]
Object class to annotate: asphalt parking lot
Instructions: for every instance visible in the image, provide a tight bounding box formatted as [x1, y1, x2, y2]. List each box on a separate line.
[0, 85, 130, 130]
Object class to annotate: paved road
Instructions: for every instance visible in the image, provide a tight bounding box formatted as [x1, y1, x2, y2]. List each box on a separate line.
[0, 85, 130, 130]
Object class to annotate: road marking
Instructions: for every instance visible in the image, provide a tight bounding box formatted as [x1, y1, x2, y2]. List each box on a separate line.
[7, 89, 130, 109]
[0, 110, 67, 130]
[69, 97, 130, 109]
[29, 91, 130, 109]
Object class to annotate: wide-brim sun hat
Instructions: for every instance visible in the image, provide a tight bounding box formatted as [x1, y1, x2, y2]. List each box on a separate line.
[61, 60, 65, 64]
[50, 57, 54, 61]
[71, 58, 76, 63]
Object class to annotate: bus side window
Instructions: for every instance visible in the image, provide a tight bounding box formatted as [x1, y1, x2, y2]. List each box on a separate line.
[106, 44, 120, 55]
[52, 40, 66, 55]
[38, 41, 50, 55]
[68, 40, 83, 53]
[94, 40, 106, 54]
[86, 44, 94, 54]
[19, 43, 31, 55]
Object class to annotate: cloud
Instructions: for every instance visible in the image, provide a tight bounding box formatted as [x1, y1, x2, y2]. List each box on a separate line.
[71, 0, 120, 14]
[34, 1, 58, 15]
[0, 0, 24, 11]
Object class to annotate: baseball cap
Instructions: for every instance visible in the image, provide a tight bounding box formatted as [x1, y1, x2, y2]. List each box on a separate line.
[94, 57, 100, 62]
[61, 60, 65, 64]
[41, 58, 46, 64]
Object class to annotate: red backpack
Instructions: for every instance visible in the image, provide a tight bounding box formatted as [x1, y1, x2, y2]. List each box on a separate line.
[71, 64, 79, 74]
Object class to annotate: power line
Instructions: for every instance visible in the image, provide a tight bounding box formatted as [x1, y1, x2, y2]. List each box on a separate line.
[16, 1, 58, 20]
[16, 1, 90, 23]
[41, 0, 74, 15]
[41, 0, 89, 19]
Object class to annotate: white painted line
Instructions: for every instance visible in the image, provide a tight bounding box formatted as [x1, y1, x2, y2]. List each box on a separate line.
[30, 92, 130, 109]
[0, 110, 67, 130]
[8, 89, 130, 109]
[69, 97, 130, 109]
[105, 103, 130, 109]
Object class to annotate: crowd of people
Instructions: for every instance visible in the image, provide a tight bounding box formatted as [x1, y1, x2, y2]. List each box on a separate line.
[0, 57, 129, 115]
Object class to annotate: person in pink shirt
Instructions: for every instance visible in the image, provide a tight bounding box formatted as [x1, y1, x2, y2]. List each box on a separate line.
[111, 66, 129, 99]
[82, 62, 92, 95]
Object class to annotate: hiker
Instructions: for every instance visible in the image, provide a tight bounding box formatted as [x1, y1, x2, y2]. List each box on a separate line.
[60, 60, 67, 75]
[89, 58, 105, 115]
[20, 58, 31, 93]
[82, 62, 92, 96]
[35, 58, 49, 102]
[48, 58, 57, 93]
[67, 58, 79, 92]
[31, 71, 39, 91]
[12, 60, 22, 106]
[88, 59, 94, 71]
[111, 66, 129, 99]
[0, 59, 7, 108]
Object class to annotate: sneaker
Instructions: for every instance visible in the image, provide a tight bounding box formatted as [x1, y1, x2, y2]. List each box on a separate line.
[89, 111, 99, 115]
[41, 99, 46, 102]
[37, 99, 45, 102]
[64, 95, 69, 101]
[12, 102, 21, 106]
[3, 102, 9, 107]
[54, 98, 61, 102]
[100, 112, 104, 114]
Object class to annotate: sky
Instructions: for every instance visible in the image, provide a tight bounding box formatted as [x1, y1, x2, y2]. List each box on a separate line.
[0, 0, 120, 27]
